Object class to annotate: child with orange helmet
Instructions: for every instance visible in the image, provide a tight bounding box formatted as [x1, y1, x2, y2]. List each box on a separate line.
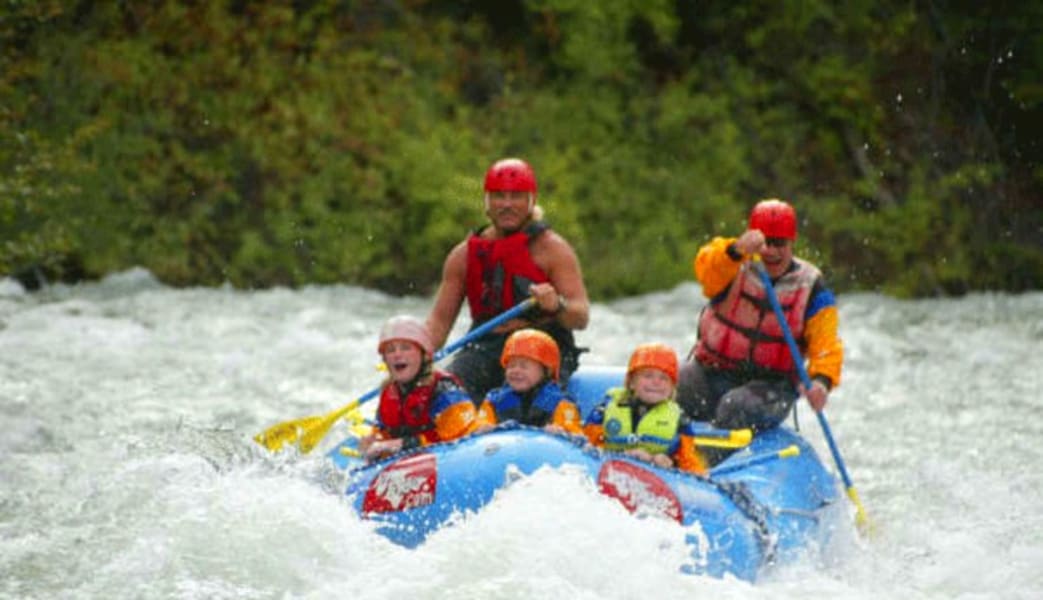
[582, 343, 707, 475]
[358, 315, 479, 462]
[475, 329, 582, 435]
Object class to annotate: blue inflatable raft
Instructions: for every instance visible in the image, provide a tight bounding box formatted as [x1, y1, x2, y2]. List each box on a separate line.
[326, 366, 845, 581]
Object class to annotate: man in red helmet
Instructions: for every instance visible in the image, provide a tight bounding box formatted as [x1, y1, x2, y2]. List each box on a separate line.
[676, 199, 844, 437]
[426, 157, 590, 400]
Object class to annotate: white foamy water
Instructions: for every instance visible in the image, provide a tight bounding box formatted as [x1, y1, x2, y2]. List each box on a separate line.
[2, 268, 1041, 599]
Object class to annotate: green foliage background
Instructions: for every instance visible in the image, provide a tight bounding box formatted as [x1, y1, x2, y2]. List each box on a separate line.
[2, 0, 1040, 298]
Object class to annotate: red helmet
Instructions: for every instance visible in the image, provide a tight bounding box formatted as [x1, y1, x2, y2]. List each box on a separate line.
[626, 343, 679, 384]
[749, 199, 798, 240]
[500, 328, 560, 380]
[378, 315, 434, 357]
[484, 158, 538, 194]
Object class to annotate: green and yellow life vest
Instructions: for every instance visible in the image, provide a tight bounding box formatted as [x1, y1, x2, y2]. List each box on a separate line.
[601, 388, 681, 455]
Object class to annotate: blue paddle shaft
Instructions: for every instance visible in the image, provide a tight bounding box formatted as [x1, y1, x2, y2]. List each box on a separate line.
[752, 260, 856, 490]
[710, 447, 794, 477]
[434, 298, 536, 361]
[690, 423, 746, 439]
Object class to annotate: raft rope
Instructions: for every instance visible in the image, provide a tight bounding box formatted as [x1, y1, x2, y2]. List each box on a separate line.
[713, 480, 777, 564]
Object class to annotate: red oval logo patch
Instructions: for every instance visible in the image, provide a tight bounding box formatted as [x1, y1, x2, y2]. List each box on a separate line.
[362, 453, 437, 514]
[597, 459, 683, 523]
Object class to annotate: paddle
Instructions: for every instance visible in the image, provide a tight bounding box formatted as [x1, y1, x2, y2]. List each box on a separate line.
[709, 444, 800, 477]
[751, 257, 871, 531]
[690, 424, 753, 449]
[255, 298, 537, 453]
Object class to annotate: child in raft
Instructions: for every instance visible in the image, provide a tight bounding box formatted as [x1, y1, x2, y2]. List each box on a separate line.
[358, 315, 479, 461]
[475, 328, 582, 435]
[582, 343, 708, 475]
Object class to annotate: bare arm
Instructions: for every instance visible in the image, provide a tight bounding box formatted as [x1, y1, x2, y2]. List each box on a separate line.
[531, 232, 590, 331]
[425, 242, 468, 349]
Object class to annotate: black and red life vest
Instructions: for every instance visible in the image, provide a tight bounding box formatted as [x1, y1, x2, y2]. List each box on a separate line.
[465, 222, 550, 323]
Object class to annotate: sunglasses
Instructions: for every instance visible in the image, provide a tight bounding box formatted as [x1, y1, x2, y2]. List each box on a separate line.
[765, 238, 791, 248]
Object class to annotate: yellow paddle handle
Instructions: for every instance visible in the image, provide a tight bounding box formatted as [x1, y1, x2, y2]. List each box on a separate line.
[692, 428, 753, 448]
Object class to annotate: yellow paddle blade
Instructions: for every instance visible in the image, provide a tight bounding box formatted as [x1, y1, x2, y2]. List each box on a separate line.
[255, 399, 362, 454]
[693, 428, 753, 449]
[254, 415, 324, 451]
[847, 485, 874, 535]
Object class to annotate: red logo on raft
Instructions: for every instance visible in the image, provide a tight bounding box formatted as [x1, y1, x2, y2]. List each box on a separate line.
[597, 459, 683, 523]
[362, 453, 437, 514]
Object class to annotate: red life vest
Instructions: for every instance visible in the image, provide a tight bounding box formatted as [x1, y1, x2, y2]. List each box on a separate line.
[376, 371, 457, 444]
[465, 222, 550, 322]
[694, 258, 821, 377]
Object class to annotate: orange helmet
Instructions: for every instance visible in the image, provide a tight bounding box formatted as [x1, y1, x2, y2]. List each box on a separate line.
[749, 199, 797, 240]
[626, 343, 679, 384]
[378, 315, 434, 357]
[500, 329, 560, 380]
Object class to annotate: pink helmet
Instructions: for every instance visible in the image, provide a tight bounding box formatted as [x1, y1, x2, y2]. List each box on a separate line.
[377, 315, 434, 357]
[749, 199, 798, 240]
[484, 158, 538, 194]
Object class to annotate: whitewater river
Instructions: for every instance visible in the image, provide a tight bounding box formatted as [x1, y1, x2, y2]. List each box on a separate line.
[1, 268, 1040, 599]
